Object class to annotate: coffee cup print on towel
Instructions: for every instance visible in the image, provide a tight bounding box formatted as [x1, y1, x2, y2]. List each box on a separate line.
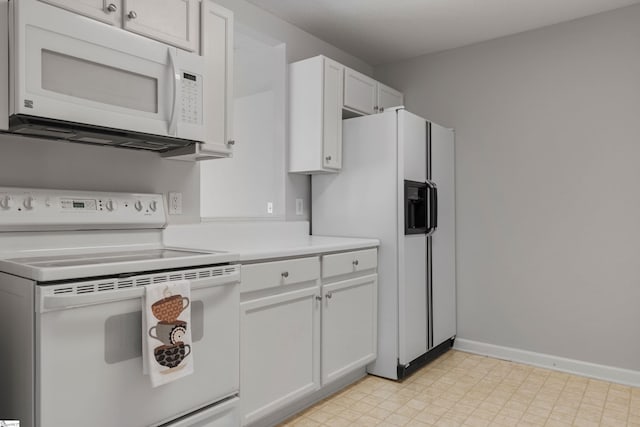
[151, 294, 189, 322]
[154, 343, 191, 369]
[149, 320, 187, 346]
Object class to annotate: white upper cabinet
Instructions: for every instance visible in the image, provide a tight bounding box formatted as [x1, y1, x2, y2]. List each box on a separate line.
[322, 58, 344, 170]
[200, 0, 233, 150]
[122, 0, 199, 52]
[163, 0, 234, 161]
[39, 0, 122, 25]
[289, 55, 344, 174]
[377, 82, 404, 112]
[288, 55, 402, 174]
[344, 67, 403, 115]
[40, 0, 199, 51]
[343, 67, 377, 115]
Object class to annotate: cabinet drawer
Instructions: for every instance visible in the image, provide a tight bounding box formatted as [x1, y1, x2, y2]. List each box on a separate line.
[322, 248, 377, 279]
[241, 256, 320, 293]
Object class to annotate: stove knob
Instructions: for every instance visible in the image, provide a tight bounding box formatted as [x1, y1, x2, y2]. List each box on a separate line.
[23, 196, 36, 210]
[0, 195, 13, 210]
[149, 200, 158, 212]
[105, 200, 117, 211]
[134, 200, 144, 212]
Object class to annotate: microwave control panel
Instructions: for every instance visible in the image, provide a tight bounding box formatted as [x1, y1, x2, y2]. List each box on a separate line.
[180, 72, 203, 125]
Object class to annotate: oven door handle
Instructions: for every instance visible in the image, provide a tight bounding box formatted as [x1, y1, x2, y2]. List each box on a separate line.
[42, 287, 144, 310]
[40, 278, 238, 311]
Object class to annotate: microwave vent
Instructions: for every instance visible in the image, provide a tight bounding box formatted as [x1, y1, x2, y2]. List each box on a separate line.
[121, 141, 168, 151]
[73, 136, 114, 144]
[6, 114, 196, 153]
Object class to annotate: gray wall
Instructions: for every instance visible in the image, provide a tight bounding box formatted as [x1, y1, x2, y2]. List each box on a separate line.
[376, 4, 640, 371]
[214, 0, 373, 221]
[0, 135, 202, 224]
[0, 0, 371, 224]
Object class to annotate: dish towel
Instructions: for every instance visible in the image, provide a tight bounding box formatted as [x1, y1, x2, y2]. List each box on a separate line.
[142, 280, 194, 387]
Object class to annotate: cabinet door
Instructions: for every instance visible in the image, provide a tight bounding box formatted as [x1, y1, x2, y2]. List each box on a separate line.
[377, 82, 404, 112]
[201, 0, 233, 150]
[322, 274, 377, 385]
[240, 286, 321, 425]
[322, 57, 343, 170]
[39, 0, 122, 25]
[122, 0, 198, 51]
[343, 67, 377, 115]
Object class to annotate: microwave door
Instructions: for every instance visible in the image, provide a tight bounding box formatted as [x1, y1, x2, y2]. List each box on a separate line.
[170, 49, 205, 142]
[11, 0, 200, 141]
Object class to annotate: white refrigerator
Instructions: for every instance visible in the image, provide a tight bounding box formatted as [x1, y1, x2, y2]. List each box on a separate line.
[312, 108, 456, 380]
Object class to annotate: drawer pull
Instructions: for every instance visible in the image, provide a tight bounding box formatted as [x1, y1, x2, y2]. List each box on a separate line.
[281, 271, 289, 278]
[326, 292, 333, 299]
[352, 259, 359, 266]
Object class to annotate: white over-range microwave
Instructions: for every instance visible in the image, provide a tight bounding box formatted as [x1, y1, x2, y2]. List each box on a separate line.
[0, 0, 223, 156]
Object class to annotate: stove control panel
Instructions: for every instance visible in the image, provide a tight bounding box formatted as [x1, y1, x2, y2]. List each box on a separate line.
[0, 187, 166, 231]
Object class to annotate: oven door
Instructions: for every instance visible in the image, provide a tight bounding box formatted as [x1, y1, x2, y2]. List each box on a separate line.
[35, 266, 239, 427]
[11, 0, 205, 142]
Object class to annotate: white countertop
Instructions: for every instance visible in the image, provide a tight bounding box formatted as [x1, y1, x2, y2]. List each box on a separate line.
[163, 221, 379, 262]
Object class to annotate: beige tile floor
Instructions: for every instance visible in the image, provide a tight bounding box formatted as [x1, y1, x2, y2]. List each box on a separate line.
[280, 350, 640, 427]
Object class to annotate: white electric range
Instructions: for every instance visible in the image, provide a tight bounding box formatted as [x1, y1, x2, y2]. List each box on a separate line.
[0, 187, 241, 427]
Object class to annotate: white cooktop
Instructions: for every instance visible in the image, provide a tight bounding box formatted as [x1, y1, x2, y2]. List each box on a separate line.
[0, 188, 239, 281]
[0, 246, 238, 282]
[9, 248, 208, 267]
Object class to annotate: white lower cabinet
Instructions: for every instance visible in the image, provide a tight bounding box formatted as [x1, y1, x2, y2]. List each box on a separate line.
[239, 249, 377, 426]
[240, 286, 321, 426]
[321, 274, 377, 385]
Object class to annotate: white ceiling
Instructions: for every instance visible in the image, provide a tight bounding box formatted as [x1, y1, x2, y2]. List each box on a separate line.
[244, 0, 640, 65]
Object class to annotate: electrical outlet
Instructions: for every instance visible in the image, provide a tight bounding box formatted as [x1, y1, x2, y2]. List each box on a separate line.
[295, 198, 304, 215]
[267, 202, 273, 214]
[168, 192, 182, 215]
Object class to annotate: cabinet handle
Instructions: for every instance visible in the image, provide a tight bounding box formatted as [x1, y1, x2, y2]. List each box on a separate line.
[353, 259, 359, 266]
[106, 3, 117, 12]
[227, 140, 235, 146]
[325, 155, 332, 162]
[374, 106, 379, 112]
[281, 271, 289, 278]
[326, 292, 333, 299]
[379, 107, 385, 112]
[128, 10, 138, 19]
[315, 295, 322, 301]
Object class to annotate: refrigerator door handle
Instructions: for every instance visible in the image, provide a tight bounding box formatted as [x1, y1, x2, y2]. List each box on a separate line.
[426, 180, 438, 236]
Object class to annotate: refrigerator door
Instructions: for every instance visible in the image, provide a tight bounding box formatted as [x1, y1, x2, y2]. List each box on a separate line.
[430, 123, 456, 347]
[399, 234, 427, 365]
[399, 110, 426, 182]
[398, 109, 429, 366]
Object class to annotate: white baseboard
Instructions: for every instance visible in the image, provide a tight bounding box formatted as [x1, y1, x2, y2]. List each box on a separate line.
[454, 338, 640, 388]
